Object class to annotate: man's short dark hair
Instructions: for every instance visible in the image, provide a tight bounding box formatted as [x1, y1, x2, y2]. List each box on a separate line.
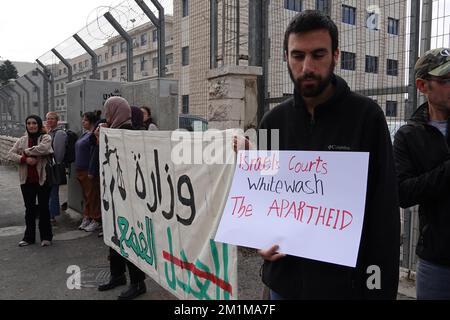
[283, 10, 339, 55]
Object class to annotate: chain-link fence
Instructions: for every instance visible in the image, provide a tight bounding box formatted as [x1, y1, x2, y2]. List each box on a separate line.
[0, 0, 173, 130]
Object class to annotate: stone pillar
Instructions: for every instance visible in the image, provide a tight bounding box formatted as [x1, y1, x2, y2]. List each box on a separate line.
[207, 66, 262, 130]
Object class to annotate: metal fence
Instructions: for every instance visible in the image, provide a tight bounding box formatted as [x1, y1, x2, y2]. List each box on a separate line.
[251, 0, 449, 272]
[0, 0, 172, 130]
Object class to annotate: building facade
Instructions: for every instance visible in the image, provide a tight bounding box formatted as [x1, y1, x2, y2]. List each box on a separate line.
[47, 0, 406, 124]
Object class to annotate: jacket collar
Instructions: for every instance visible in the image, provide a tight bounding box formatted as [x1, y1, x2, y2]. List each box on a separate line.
[409, 102, 429, 125]
[293, 74, 351, 117]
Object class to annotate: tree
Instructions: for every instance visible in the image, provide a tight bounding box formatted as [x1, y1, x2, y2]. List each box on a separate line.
[0, 60, 19, 85]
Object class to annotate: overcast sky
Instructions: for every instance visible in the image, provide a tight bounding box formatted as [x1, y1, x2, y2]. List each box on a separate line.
[0, 0, 172, 63]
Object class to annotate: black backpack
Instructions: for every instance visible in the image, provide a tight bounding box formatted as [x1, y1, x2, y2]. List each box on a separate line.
[63, 129, 78, 166]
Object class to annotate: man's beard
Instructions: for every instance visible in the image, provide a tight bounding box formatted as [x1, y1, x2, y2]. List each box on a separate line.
[288, 60, 335, 97]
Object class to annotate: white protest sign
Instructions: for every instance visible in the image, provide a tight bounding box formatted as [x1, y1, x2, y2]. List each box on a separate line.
[100, 128, 237, 299]
[215, 150, 369, 267]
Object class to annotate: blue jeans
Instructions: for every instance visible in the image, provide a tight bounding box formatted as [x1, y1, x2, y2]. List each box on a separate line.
[416, 258, 450, 300]
[49, 184, 60, 219]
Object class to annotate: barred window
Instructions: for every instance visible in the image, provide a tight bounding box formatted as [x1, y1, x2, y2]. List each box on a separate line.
[341, 51, 356, 71]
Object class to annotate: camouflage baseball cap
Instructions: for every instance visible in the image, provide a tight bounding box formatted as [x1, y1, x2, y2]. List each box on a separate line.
[414, 48, 450, 79]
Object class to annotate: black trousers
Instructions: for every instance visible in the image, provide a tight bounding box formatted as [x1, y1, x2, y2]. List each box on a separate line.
[109, 248, 146, 284]
[20, 183, 52, 243]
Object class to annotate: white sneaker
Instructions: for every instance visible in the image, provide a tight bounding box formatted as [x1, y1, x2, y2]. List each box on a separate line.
[78, 217, 91, 230]
[84, 220, 101, 232]
[41, 240, 52, 247]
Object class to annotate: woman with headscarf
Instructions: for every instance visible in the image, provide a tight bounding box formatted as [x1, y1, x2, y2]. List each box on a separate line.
[130, 106, 147, 130]
[140, 106, 158, 130]
[97, 97, 147, 300]
[7, 115, 53, 247]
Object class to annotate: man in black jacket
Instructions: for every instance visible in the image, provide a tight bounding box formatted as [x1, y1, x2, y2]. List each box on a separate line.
[393, 48, 450, 300]
[254, 10, 400, 299]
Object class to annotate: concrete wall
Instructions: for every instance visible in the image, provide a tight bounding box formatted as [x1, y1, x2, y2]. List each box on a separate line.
[0, 135, 17, 165]
[121, 78, 179, 130]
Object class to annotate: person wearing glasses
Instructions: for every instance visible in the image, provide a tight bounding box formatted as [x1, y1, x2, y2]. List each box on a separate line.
[394, 48, 450, 300]
[7, 115, 54, 247]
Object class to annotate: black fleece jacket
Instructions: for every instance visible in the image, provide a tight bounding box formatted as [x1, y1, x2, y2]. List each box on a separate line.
[259, 75, 400, 299]
[393, 102, 450, 266]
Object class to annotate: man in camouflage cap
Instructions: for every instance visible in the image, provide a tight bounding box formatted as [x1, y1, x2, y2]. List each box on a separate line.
[414, 48, 450, 79]
[393, 48, 450, 300]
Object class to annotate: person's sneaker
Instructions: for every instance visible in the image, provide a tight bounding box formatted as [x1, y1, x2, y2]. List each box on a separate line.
[18, 240, 32, 247]
[78, 217, 91, 230]
[98, 274, 127, 291]
[117, 281, 147, 300]
[41, 240, 52, 247]
[84, 220, 101, 232]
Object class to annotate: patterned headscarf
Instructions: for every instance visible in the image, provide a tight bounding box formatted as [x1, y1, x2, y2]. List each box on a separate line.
[25, 115, 44, 145]
[104, 96, 132, 129]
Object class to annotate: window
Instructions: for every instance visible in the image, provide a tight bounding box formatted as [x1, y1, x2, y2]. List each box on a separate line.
[61, 83, 64, 90]
[182, 46, 189, 66]
[73, 64, 77, 71]
[140, 56, 147, 71]
[58, 69, 62, 76]
[141, 33, 147, 46]
[120, 42, 126, 53]
[388, 17, 399, 35]
[133, 37, 139, 48]
[61, 99, 64, 106]
[33, 86, 38, 92]
[316, 0, 330, 15]
[56, 83, 59, 90]
[342, 5, 356, 25]
[98, 55, 102, 64]
[85, 60, 89, 68]
[103, 70, 109, 80]
[56, 99, 60, 107]
[387, 59, 398, 76]
[365, 55, 378, 73]
[78, 62, 83, 70]
[182, 0, 189, 17]
[111, 45, 117, 56]
[105, 52, 109, 61]
[341, 51, 356, 70]
[32, 70, 38, 76]
[152, 30, 158, 42]
[153, 57, 158, 69]
[120, 66, 126, 76]
[112, 68, 117, 78]
[284, 0, 302, 12]
[166, 53, 173, 65]
[182, 95, 189, 114]
[386, 101, 397, 117]
[63, 67, 67, 74]
[33, 101, 38, 107]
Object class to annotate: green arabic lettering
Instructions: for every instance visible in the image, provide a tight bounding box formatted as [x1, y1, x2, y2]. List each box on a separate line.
[117, 216, 129, 258]
[164, 227, 177, 290]
[192, 259, 212, 300]
[210, 239, 221, 299]
[222, 242, 230, 300]
[176, 250, 191, 294]
[146, 217, 157, 269]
